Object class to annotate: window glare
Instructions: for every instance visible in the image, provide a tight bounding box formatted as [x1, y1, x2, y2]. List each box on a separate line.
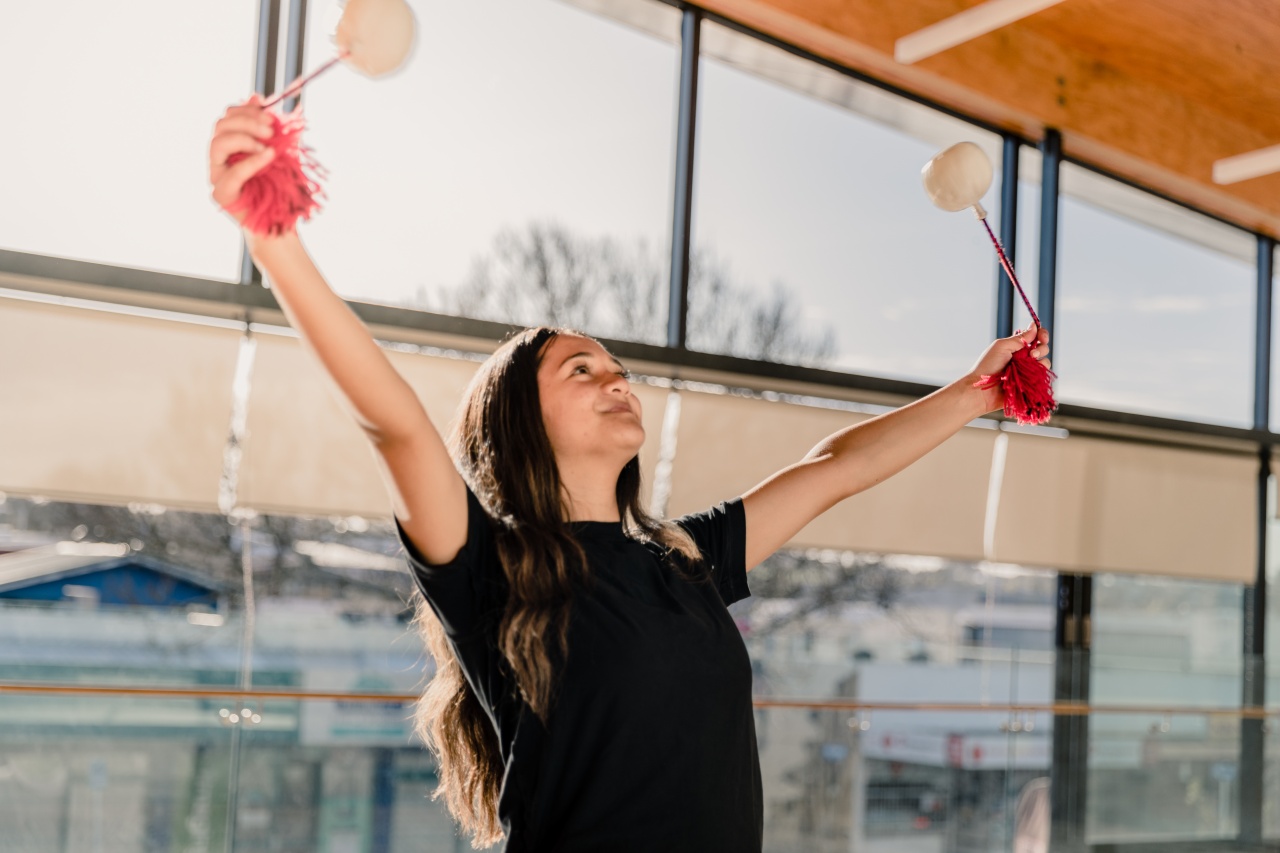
[0, 0, 257, 281]
[296, 0, 680, 345]
[1056, 163, 1254, 425]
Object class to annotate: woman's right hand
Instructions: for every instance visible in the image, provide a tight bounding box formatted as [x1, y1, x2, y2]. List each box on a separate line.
[208, 95, 278, 225]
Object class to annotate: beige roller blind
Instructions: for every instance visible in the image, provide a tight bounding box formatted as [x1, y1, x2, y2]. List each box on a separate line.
[1, 292, 1259, 585]
[238, 335, 473, 517]
[993, 433, 1256, 582]
[237, 335, 670, 518]
[0, 297, 241, 509]
[667, 390, 997, 560]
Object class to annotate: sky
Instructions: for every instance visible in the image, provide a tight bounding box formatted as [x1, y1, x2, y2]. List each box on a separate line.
[0, 0, 1269, 428]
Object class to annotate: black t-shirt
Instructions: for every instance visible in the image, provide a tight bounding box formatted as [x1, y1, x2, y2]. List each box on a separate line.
[396, 486, 762, 852]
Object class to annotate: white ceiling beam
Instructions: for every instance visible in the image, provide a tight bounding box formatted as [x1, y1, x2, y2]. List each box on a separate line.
[895, 0, 1070, 64]
[1213, 143, 1280, 185]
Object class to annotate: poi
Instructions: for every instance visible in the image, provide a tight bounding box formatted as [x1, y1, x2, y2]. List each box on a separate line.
[227, 0, 418, 236]
[922, 142, 1057, 425]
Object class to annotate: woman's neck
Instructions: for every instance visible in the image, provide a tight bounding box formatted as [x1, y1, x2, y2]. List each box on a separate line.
[557, 460, 623, 522]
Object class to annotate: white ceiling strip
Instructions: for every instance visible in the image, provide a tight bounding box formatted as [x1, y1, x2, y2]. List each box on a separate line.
[895, 0, 1069, 64]
[1213, 142, 1280, 185]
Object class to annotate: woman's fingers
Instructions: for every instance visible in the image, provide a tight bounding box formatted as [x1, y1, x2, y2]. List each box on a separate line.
[210, 132, 267, 175]
[222, 95, 269, 121]
[209, 103, 278, 215]
[1032, 328, 1050, 360]
[1013, 327, 1051, 361]
[209, 115, 274, 183]
[211, 147, 276, 210]
[213, 113, 274, 143]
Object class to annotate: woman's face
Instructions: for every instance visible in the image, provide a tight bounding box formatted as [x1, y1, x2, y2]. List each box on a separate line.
[536, 333, 644, 467]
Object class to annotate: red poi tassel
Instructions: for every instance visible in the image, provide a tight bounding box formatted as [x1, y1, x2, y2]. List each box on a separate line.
[225, 108, 326, 237]
[975, 334, 1058, 425]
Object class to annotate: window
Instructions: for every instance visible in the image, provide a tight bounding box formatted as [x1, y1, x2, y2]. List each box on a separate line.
[1090, 574, 1243, 842]
[295, 0, 681, 344]
[1054, 164, 1255, 425]
[0, 0, 258, 281]
[692, 21, 1003, 379]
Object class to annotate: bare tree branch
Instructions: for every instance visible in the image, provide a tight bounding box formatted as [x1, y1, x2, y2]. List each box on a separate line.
[407, 220, 839, 367]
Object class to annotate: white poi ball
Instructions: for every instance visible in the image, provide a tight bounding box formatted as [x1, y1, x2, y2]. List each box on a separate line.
[335, 0, 417, 78]
[921, 141, 993, 212]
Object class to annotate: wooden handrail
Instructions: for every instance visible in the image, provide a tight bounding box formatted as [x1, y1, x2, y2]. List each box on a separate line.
[0, 682, 1271, 718]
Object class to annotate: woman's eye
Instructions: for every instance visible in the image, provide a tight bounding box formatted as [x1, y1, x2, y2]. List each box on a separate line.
[572, 365, 589, 375]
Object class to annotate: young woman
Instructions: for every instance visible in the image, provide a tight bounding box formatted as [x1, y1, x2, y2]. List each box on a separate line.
[209, 98, 1050, 851]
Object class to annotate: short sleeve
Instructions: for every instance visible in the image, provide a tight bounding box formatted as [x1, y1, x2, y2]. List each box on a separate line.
[673, 498, 751, 606]
[395, 485, 505, 641]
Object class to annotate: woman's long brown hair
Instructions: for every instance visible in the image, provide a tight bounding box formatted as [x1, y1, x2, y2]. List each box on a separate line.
[410, 327, 701, 847]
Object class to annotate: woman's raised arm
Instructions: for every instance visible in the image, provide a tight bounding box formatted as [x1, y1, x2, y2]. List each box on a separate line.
[739, 328, 1050, 570]
[209, 98, 466, 564]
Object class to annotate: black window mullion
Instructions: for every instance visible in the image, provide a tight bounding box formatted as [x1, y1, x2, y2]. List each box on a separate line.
[995, 134, 1020, 339]
[1240, 234, 1274, 846]
[281, 0, 309, 115]
[1037, 128, 1061, 337]
[667, 7, 701, 351]
[239, 0, 284, 288]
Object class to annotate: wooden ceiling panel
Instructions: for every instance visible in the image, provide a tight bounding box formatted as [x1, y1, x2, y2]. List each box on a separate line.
[698, 0, 1280, 236]
[1029, 0, 1280, 128]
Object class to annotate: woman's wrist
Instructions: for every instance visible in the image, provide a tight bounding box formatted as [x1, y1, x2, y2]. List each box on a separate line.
[951, 371, 994, 419]
[244, 225, 299, 249]
[244, 227, 306, 267]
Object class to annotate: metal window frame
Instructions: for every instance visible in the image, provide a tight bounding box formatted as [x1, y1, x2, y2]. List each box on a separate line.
[668, 6, 701, 351]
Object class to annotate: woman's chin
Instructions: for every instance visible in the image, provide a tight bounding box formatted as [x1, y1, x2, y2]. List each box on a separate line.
[613, 423, 646, 454]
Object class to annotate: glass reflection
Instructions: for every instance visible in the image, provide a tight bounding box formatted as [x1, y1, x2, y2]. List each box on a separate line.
[0, 495, 244, 688]
[739, 550, 1055, 852]
[1089, 573, 1244, 843]
[1266, 510, 1280, 840]
[0, 691, 1072, 853]
[0, 492, 422, 697]
[0, 694, 235, 852]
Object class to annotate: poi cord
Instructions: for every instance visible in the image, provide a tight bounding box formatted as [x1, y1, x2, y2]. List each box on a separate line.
[263, 52, 350, 109]
[979, 217, 1041, 332]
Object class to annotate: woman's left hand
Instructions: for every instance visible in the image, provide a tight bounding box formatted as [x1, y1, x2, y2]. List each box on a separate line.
[969, 327, 1052, 412]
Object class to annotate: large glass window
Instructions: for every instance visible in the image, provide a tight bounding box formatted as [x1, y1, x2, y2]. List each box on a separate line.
[0, 490, 452, 848]
[1014, 146, 1043, 335]
[1265, 501, 1280, 839]
[296, 0, 681, 344]
[0, 694, 237, 851]
[1090, 573, 1244, 843]
[0, 0, 258, 281]
[1054, 164, 1255, 425]
[692, 21, 1003, 380]
[0, 495, 246, 690]
[739, 549, 1056, 851]
[1270, 243, 1280, 431]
